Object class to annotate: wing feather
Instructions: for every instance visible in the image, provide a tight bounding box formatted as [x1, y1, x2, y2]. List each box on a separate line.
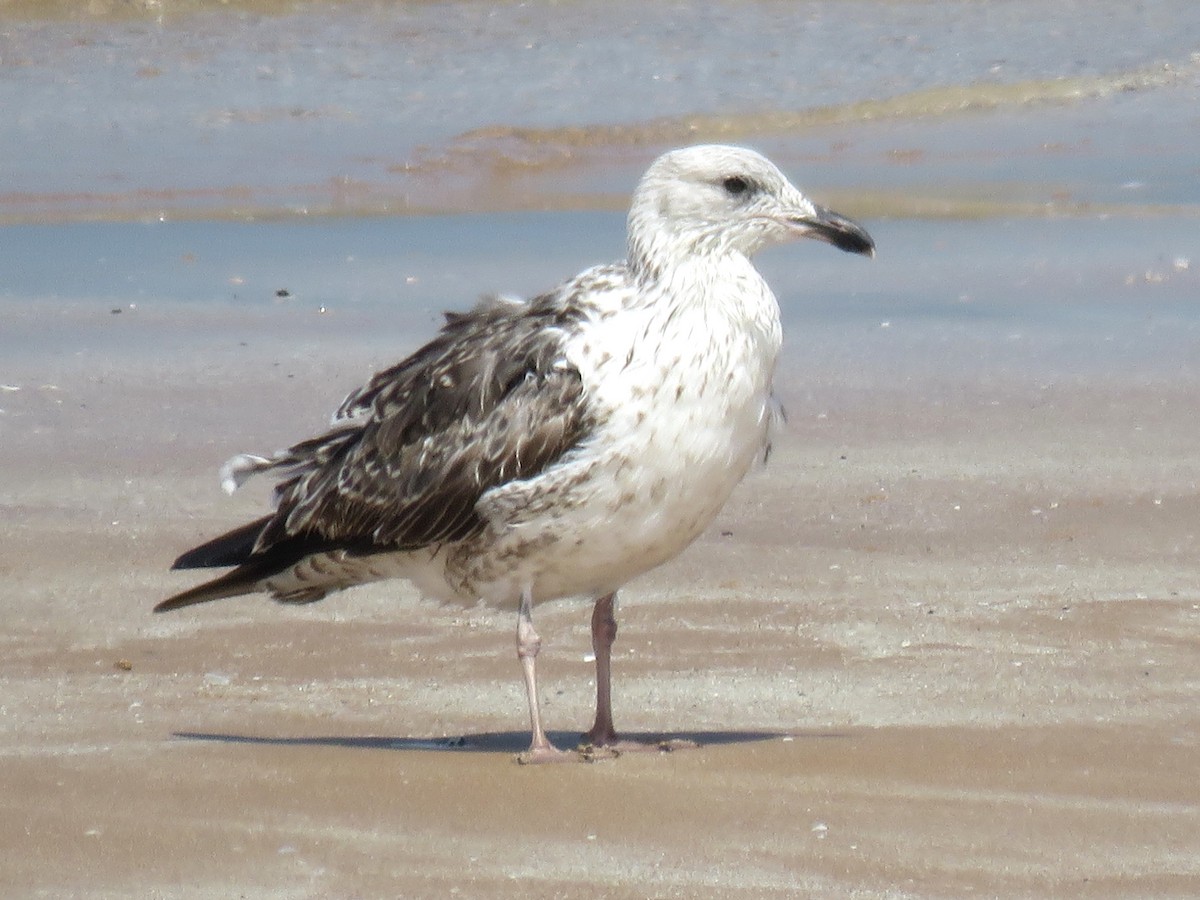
[250, 292, 592, 556]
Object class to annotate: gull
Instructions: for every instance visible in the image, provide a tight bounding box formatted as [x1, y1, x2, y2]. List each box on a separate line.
[157, 144, 874, 763]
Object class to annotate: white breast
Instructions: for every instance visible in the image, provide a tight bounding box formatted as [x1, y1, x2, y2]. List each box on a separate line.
[448, 255, 783, 604]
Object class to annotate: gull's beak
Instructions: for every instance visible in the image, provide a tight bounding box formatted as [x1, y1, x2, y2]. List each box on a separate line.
[789, 204, 875, 257]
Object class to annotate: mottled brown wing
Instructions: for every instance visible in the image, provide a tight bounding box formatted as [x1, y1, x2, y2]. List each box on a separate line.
[252, 295, 591, 554]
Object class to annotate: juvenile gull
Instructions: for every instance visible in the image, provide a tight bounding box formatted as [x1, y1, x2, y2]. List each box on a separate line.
[157, 144, 874, 763]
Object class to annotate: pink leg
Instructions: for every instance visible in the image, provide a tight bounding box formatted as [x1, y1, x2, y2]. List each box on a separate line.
[582, 592, 620, 747]
[515, 588, 572, 764]
[580, 592, 696, 757]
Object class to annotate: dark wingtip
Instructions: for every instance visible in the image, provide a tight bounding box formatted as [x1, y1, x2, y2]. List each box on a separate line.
[159, 517, 276, 612]
[170, 549, 216, 571]
[170, 516, 272, 570]
[156, 557, 277, 613]
[159, 525, 337, 613]
[154, 594, 197, 613]
[154, 582, 232, 613]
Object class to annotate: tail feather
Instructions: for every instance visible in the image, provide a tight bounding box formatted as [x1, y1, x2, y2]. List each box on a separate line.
[160, 516, 311, 613]
[155, 560, 278, 612]
[171, 516, 272, 569]
[160, 518, 366, 613]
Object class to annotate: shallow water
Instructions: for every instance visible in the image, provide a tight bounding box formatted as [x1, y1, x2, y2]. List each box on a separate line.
[2, 214, 1194, 387]
[2, 0, 1198, 220]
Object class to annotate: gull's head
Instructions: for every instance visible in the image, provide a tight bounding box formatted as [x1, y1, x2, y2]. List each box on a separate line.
[627, 144, 874, 275]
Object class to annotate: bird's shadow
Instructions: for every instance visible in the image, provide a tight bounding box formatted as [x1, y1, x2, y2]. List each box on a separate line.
[170, 728, 843, 755]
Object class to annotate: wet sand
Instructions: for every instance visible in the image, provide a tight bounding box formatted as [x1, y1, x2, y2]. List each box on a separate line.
[3, 275, 1199, 896]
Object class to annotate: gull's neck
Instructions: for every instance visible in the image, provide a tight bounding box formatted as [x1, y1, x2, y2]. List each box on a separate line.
[627, 219, 739, 289]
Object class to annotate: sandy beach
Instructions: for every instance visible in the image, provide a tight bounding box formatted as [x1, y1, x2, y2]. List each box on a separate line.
[3, 254, 1199, 895]
[3, 0, 1200, 896]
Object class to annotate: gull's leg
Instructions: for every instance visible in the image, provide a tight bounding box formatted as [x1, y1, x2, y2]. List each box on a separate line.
[582, 591, 620, 747]
[515, 587, 572, 764]
[580, 591, 697, 757]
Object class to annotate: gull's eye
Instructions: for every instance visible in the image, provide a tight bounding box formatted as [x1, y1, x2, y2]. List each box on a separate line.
[722, 176, 751, 197]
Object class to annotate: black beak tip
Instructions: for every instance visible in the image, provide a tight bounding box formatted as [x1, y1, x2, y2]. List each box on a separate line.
[795, 207, 876, 258]
[822, 212, 875, 258]
[833, 228, 875, 258]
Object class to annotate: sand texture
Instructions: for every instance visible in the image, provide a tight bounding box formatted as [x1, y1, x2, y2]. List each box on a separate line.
[2, 298, 1198, 898]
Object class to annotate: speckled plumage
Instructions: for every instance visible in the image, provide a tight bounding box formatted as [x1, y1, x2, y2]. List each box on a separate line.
[158, 144, 874, 761]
